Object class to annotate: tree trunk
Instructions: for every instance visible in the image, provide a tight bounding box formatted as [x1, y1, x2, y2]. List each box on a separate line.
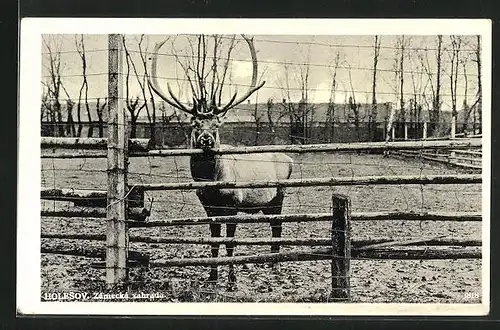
[97, 115, 104, 138]
[65, 102, 76, 137]
[86, 103, 93, 138]
[432, 35, 443, 136]
[76, 103, 83, 137]
[371, 35, 380, 142]
[54, 101, 64, 137]
[130, 115, 138, 138]
[146, 97, 157, 147]
[476, 35, 482, 134]
[267, 100, 276, 144]
[254, 119, 261, 145]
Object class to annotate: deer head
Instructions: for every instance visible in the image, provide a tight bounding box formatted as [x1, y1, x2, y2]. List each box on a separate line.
[148, 34, 265, 150]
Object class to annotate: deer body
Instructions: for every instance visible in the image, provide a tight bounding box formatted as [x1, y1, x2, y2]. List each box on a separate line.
[148, 34, 292, 286]
[191, 152, 293, 212]
[189, 132, 293, 283]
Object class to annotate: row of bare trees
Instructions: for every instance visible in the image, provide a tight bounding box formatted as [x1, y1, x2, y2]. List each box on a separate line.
[390, 34, 482, 138]
[41, 34, 483, 144]
[41, 35, 172, 144]
[42, 35, 107, 138]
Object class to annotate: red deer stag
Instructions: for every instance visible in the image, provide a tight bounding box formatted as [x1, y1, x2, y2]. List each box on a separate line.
[148, 35, 293, 285]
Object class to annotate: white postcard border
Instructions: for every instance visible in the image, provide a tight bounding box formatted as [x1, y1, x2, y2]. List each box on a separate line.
[18, 18, 492, 316]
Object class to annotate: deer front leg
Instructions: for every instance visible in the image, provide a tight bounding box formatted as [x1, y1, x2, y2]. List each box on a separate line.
[269, 218, 282, 253]
[226, 223, 237, 287]
[209, 223, 221, 282]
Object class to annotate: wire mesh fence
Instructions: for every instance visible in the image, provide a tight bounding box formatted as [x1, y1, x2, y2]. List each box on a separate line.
[40, 33, 483, 303]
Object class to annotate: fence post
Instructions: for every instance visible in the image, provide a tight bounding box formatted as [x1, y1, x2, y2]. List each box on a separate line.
[451, 115, 456, 139]
[423, 121, 428, 140]
[106, 34, 128, 288]
[331, 194, 351, 301]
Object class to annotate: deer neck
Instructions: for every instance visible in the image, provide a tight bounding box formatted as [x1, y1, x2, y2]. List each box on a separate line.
[189, 131, 222, 182]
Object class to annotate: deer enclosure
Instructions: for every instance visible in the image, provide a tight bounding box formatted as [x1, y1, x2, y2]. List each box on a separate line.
[41, 152, 482, 302]
[36, 31, 485, 305]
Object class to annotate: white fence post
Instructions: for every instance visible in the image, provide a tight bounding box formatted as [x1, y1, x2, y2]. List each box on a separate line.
[451, 115, 456, 139]
[106, 34, 129, 288]
[423, 122, 428, 140]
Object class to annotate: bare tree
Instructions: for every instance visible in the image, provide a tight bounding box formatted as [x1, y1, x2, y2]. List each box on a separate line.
[41, 89, 50, 122]
[157, 101, 178, 145]
[249, 67, 268, 145]
[370, 36, 381, 141]
[121, 35, 164, 145]
[122, 36, 147, 138]
[392, 36, 408, 138]
[299, 50, 312, 142]
[95, 97, 107, 138]
[346, 61, 363, 140]
[408, 47, 428, 138]
[434, 35, 443, 135]
[461, 57, 470, 134]
[472, 35, 482, 134]
[278, 65, 303, 144]
[418, 35, 443, 136]
[322, 51, 341, 143]
[266, 98, 277, 141]
[277, 55, 316, 145]
[64, 98, 76, 137]
[41, 36, 65, 137]
[137, 35, 160, 146]
[448, 36, 462, 136]
[75, 35, 93, 137]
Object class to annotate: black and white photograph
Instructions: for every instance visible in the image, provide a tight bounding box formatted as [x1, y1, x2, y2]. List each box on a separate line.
[17, 18, 491, 315]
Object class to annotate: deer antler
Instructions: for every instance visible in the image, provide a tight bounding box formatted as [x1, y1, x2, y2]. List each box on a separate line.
[148, 39, 196, 115]
[214, 34, 266, 117]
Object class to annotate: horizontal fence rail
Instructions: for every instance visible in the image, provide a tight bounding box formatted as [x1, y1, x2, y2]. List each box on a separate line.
[453, 149, 482, 156]
[141, 139, 482, 156]
[41, 151, 112, 159]
[131, 174, 481, 191]
[41, 245, 149, 264]
[41, 232, 482, 248]
[40, 187, 144, 207]
[147, 247, 481, 267]
[41, 245, 481, 265]
[125, 211, 482, 227]
[391, 148, 482, 170]
[41, 188, 106, 200]
[41, 137, 150, 151]
[40, 138, 482, 159]
[41, 207, 149, 222]
[39, 210, 481, 224]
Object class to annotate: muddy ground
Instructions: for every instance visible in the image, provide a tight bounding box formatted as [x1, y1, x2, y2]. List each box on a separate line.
[40, 152, 482, 303]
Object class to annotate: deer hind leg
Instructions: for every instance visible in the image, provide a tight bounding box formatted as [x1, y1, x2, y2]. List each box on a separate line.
[208, 222, 221, 282]
[263, 190, 285, 254]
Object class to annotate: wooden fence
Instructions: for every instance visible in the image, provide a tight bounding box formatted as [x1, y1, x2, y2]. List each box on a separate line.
[41, 130, 483, 300]
[388, 134, 482, 170]
[40, 34, 483, 302]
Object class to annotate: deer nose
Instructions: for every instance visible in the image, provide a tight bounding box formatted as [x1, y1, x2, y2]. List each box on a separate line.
[198, 135, 214, 149]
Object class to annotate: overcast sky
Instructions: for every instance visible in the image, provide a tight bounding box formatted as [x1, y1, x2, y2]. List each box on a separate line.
[41, 34, 480, 112]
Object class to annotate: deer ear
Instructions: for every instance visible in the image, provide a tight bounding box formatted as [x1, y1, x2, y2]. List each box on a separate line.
[190, 117, 200, 127]
[214, 116, 222, 127]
